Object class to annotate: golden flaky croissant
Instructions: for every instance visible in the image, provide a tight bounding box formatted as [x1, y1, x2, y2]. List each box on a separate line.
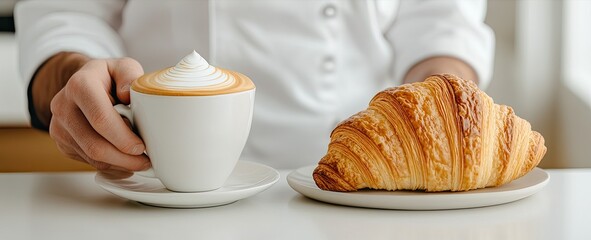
[313, 74, 546, 192]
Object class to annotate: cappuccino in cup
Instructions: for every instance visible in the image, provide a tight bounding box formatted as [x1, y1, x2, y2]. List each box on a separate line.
[115, 51, 255, 192]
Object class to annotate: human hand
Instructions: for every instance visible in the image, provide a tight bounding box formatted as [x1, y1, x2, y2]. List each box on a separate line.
[47, 57, 150, 171]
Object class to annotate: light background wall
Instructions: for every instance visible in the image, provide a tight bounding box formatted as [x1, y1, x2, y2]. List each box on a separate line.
[485, 0, 591, 168]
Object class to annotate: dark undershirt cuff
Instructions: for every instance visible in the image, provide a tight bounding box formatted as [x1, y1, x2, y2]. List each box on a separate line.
[27, 71, 49, 131]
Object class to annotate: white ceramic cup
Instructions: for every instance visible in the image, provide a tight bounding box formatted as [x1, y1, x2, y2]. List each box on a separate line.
[114, 88, 255, 192]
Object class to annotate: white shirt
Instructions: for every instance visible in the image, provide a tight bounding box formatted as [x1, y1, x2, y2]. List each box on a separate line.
[16, 0, 494, 169]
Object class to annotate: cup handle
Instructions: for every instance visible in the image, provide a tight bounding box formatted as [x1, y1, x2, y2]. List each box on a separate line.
[113, 104, 156, 178]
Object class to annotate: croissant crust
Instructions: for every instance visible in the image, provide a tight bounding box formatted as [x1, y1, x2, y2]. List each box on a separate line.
[313, 74, 546, 192]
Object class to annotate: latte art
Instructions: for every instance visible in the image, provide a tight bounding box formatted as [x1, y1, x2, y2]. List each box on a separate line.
[132, 51, 255, 96]
[158, 51, 230, 88]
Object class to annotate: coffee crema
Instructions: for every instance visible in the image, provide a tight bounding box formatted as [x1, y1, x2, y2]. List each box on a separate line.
[132, 51, 255, 96]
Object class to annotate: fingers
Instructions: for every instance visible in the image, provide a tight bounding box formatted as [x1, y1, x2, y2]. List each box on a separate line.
[68, 109, 150, 170]
[49, 116, 112, 170]
[107, 57, 144, 104]
[51, 100, 150, 171]
[67, 60, 145, 156]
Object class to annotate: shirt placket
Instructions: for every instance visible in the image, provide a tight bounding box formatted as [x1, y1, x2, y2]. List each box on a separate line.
[320, 1, 342, 128]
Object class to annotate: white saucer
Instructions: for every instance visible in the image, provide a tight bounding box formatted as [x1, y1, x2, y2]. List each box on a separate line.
[287, 165, 549, 210]
[95, 161, 280, 208]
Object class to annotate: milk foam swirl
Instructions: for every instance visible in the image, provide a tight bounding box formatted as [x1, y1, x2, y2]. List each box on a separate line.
[158, 51, 231, 88]
[132, 51, 255, 96]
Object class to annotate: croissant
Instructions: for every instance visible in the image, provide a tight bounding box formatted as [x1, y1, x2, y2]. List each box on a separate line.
[313, 74, 546, 192]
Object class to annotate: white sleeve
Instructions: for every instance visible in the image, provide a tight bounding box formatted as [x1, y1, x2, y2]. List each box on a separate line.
[15, 0, 127, 85]
[386, 0, 495, 89]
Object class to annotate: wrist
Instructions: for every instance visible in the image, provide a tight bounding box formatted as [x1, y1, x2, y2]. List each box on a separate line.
[30, 52, 90, 129]
[403, 56, 478, 85]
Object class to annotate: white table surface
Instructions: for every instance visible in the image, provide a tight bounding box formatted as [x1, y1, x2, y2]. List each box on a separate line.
[1, 168, 590, 240]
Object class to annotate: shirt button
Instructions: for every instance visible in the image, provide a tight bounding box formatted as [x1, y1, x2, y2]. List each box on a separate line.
[323, 4, 337, 18]
[323, 57, 336, 72]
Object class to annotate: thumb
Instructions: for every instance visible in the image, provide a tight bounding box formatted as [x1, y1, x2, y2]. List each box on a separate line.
[106, 57, 144, 104]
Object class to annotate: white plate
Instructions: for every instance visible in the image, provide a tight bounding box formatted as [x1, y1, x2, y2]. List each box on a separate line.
[95, 161, 280, 208]
[287, 165, 549, 210]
